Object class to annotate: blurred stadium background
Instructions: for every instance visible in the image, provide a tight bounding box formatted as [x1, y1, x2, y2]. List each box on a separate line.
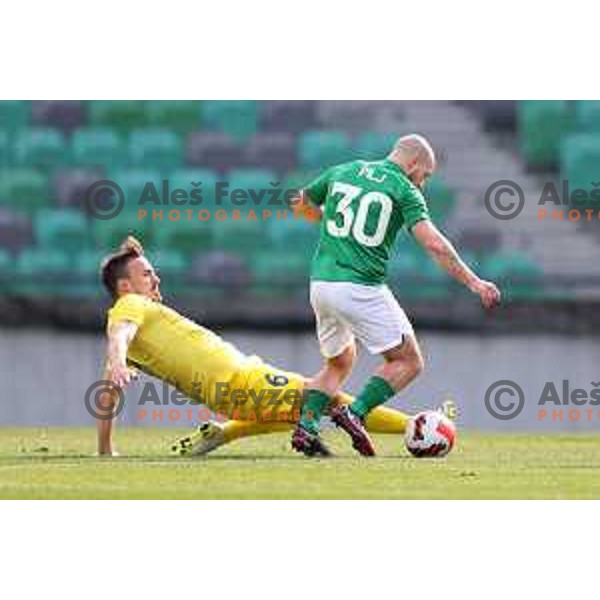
[1, 100, 599, 432]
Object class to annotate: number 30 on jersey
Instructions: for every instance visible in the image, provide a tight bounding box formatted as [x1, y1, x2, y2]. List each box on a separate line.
[326, 182, 392, 247]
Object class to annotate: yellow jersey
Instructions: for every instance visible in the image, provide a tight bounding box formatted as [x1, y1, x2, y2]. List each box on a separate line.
[107, 293, 268, 409]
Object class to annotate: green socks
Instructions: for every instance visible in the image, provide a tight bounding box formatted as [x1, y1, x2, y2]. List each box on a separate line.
[350, 376, 396, 419]
[299, 389, 331, 434]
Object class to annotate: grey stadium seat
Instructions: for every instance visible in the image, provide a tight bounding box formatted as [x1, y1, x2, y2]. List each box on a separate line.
[260, 101, 317, 133]
[242, 132, 297, 172]
[31, 101, 86, 131]
[186, 132, 242, 172]
[0, 208, 33, 253]
[53, 168, 103, 210]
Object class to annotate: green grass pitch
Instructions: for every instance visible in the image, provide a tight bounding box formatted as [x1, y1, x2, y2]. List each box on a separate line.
[1, 428, 600, 499]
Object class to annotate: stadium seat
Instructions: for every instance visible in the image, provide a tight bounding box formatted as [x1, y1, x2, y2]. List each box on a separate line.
[186, 132, 242, 172]
[260, 101, 317, 133]
[71, 128, 124, 169]
[0, 207, 33, 253]
[0, 169, 50, 213]
[203, 100, 258, 141]
[518, 101, 574, 169]
[13, 128, 68, 170]
[153, 217, 216, 255]
[424, 176, 457, 223]
[481, 251, 543, 299]
[469, 100, 517, 131]
[92, 211, 153, 250]
[33, 209, 90, 254]
[88, 100, 148, 132]
[72, 249, 104, 297]
[15, 248, 71, 295]
[269, 213, 319, 252]
[575, 101, 600, 130]
[127, 129, 183, 170]
[53, 168, 103, 210]
[242, 133, 297, 173]
[561, 134, 600, 194]
[251, 250, 311, 294]
[355, 132, 397, 160]
[168, 168, 219, 207]
[31, 101, 85, 131]
[0, 131, 9, 166]
[188, 250, 252, 290]
[145, 100, 202, 133]
[214, 219, 272, 255]
[225, 168, 279, 213]
[388, 239, 450, 300]
[108, 168, 163, 217]
[298, 131, 352, 169]
[0, 100, 30, 135]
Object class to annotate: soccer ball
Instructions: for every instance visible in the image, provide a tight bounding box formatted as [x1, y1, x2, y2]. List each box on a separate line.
[404, 411, 456, 458]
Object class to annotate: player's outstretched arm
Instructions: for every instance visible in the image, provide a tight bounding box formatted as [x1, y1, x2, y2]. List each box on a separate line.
[412, 220, 501, 309]
[97, 321, 139, 456]
[96, 373, 121, 456]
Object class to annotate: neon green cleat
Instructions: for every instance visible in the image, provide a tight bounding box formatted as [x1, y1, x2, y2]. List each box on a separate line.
[171, 421, 226, 457]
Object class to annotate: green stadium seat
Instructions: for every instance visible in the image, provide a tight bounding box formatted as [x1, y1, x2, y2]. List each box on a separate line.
[88, 101, 148, 132]
[225, 169, 278, 213]
[0, 168, 50, 213]
[203, 100, 258, 141]
[108, 168, 163, 216]
[575, 101, 600, 130]
[269, 214, 319, 253]
[153, 217, 216, 255]
[15, 248, 71, 295]
[0, 131, 9, 166]
[127, 129, 183, 170]
[214, 219, 272, 255]
[251, 250, 311, 294]
[355, 132, 397, 160]
[92, 211, 153, 250]
[13, 128, 68, 169]
[145, 101, 202, 133]
[34, 209, 90, 254]
[0, 101, 29, 135]
[481, 251, 543, 300]
[298, 131, 352, 169]
[72, 250, 104, 297]
[518, 101, 574, 169]
[561, 134, 600, 195]
[71, 128, 124, 168]
[424, 176, 457, 223]
[168, 168, 219, 207]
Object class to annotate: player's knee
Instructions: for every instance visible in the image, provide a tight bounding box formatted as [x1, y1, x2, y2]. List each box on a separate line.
[328, 344, 355, 374]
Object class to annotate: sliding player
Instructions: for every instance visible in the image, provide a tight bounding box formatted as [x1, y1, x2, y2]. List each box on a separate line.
[96, 237, 453, 457]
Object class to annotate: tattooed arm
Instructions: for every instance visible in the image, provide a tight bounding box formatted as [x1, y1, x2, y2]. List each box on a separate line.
[412, 220, 501, 309]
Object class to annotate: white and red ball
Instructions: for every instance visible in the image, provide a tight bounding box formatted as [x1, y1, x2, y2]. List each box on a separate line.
[404, 411, 456, 458]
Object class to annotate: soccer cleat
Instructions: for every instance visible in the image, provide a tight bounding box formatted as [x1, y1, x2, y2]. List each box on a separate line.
[291, 425, 333, 458]
[438, 398, 458, 421]
[330, 405, 376, 457]
[171, 421, 226, 457]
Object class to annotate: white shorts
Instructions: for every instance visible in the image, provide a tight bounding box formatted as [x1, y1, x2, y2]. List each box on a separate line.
[310, 280, 415, 358]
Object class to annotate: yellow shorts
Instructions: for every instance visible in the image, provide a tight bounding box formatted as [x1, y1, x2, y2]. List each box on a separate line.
[216, 359, 306, 423]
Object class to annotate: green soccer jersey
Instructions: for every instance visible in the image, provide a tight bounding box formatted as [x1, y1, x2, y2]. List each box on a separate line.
[305, 159, 430, 285]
